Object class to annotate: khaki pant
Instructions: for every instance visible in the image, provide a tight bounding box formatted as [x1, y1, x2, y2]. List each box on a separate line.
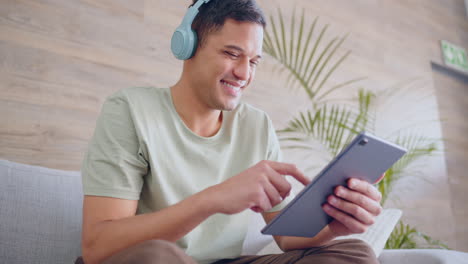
[75, 238, 378, 264]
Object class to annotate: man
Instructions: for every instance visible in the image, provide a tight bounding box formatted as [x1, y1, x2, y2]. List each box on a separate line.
[78, 0, 382, 263]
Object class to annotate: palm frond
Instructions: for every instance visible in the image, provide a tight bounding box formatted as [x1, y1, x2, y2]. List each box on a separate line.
[385, 221, 418, 249]
[316, 77, 368, 102]
[377, 133, 439, 205]
[279, 99, 372, 158]
[309, 35, 351, 99]
[386, 220, 451, 249]
[263, 9, 363, 103]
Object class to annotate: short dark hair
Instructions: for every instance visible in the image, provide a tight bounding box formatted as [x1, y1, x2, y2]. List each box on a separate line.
[190, 0, 266, 47]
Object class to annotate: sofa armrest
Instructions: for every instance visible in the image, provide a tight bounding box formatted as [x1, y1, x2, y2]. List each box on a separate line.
[378, 249, 468, 264]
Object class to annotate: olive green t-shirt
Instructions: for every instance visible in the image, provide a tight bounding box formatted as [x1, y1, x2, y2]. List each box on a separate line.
[81, 87, 291, 264]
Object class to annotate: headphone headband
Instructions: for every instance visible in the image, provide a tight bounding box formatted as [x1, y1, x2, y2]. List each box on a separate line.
[182, 0, 211, 26]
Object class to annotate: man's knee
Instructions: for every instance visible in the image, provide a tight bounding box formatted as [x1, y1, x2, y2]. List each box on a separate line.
[301, 239, 378, 264]
[102, 240, 195, 264]
[339, 239, 377, 262]
[131, 240, 182, 258]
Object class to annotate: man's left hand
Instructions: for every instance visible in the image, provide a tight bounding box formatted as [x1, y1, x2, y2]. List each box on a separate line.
[322, 177, 383, 237]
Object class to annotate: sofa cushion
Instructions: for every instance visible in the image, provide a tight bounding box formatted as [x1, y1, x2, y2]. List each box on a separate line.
[0, 159, 83, 264]
[335, 208, 402, 256]
[256, 208, 402, 257]
[378, 249, 468, 264]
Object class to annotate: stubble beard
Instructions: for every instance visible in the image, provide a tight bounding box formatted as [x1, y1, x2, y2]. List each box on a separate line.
[213, 94, 241, 111]
[208, 85, 241, 111]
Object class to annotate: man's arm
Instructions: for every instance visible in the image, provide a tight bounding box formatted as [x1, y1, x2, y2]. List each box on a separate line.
[81, 191, 215, 264]
[262, 210, 337, 251]
[262, 178, 383, 252]
[81, 160, 309, 264]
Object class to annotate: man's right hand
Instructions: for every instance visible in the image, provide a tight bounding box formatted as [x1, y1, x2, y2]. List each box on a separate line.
[204, 160, 310, 214]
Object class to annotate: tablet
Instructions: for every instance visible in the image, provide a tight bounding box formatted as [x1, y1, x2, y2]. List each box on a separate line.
[261, 132, 407, 237]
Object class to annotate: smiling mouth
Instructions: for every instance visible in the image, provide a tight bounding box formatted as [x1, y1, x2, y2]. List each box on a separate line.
[221, 80, 242, 92]
[220, 80, 246, 97]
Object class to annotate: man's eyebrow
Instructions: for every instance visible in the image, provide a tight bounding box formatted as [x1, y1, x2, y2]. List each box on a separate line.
[224, 45, 262, 59]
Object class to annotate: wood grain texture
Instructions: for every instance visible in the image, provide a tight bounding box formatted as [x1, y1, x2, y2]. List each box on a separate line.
[433, 63, 468, 251]
[0, 0, 467, 251]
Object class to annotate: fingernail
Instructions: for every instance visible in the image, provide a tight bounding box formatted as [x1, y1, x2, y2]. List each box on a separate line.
[335, 188, 343, 197]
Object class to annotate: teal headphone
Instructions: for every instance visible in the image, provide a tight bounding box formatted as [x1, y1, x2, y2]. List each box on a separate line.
[171, 0, 212, 60]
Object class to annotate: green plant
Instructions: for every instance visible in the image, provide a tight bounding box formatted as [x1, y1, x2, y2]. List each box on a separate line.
[263, 8, 365, 107]
[264, 7, 447, 250]
[386, 221, 450, 249]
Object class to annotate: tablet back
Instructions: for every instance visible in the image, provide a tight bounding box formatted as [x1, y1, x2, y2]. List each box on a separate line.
[261, 132, 407, 237]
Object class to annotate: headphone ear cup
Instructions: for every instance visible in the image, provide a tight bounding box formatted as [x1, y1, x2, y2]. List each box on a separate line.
[171, 26, 198, 60]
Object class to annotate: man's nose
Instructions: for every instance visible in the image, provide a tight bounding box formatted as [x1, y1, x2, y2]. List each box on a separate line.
[233, 58, 250, 81]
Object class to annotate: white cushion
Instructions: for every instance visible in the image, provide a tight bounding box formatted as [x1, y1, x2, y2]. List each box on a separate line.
[256, 208, 402, 257]
[336, 208, 402, 256]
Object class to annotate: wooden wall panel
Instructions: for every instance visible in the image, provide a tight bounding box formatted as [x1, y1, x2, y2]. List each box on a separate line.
[433, 63, 468, 250]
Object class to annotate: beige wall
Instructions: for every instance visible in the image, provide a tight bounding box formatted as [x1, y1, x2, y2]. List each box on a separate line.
[1, 0, 467, 251]
[432, 63, 468, 252]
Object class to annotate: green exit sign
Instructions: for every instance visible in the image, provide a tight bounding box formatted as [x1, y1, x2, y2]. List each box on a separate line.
[441, 40, 468, 72]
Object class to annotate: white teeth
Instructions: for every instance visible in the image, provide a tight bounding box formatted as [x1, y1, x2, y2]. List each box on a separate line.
[222, 81, 241, 91]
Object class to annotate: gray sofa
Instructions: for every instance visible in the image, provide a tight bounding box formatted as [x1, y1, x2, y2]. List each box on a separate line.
[0, 159, 82, 263]
[1, 159, 467, 264]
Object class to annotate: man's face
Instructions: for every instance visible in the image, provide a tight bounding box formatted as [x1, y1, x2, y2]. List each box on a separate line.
[187, 18, 264, 111]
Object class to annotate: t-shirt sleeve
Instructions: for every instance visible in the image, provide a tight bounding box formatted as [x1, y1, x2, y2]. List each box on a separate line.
[265, 116, 295, 212]
[81, 91, 148, 200]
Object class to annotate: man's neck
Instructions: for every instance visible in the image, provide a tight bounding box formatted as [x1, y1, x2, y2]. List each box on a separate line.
[170, 82, 223, 138]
